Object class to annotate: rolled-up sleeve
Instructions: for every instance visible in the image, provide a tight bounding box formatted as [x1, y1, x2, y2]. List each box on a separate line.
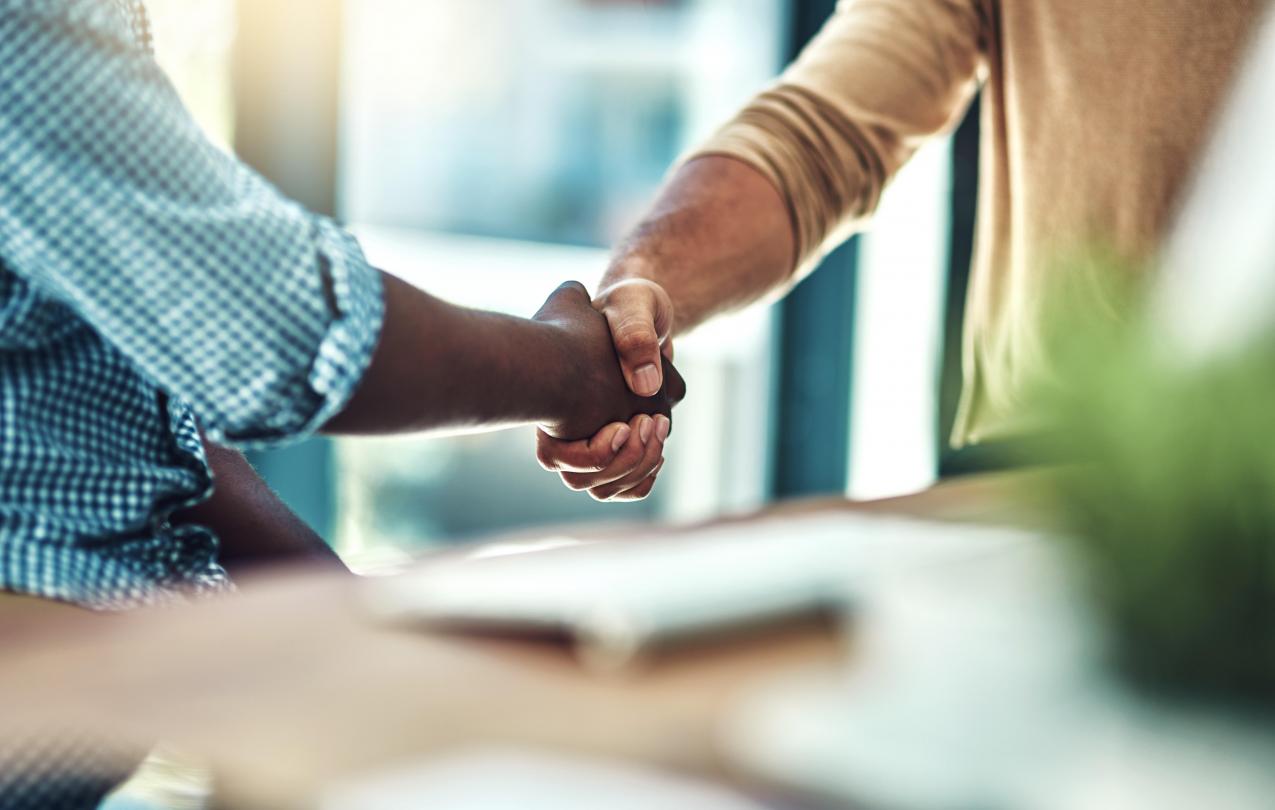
[0, 1, 383, 446]
[691, 0, 989, 276]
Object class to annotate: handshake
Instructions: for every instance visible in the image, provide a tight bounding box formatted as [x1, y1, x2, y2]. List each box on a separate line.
[529, 279, 685, 502]
[327, 271, 683, 502]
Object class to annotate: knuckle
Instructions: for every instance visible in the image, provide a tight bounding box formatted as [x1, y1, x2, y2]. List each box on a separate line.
[588, 486, 618, 502]
[641, 440, 665, 465]
[613, 326, 657, 356]
[610, 442, 645, 469]
[668, 379, 687, 403]
[618, 477, 656, 502]
[662, 366, 687, 401]
[560, 473, 594, 492]
[612, 466, 657, 495]
[535, 441, 562, 471]
[557, 280, 588, 297]
[535, 449, 559, 472]
[585, 446, 618, 472]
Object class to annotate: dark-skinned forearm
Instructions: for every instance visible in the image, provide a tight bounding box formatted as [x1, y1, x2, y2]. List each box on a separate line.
[324, 273, 573, 436]
[174, 441, 347, 577]
[601, 155, 796, 335]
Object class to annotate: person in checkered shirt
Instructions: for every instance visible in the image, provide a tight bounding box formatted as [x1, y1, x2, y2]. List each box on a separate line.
[0, 0, 683, 805]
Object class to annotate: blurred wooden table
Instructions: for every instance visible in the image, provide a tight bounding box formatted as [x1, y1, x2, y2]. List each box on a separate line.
[0, 470, 1046, 809]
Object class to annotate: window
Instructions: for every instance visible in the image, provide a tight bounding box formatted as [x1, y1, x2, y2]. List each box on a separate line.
[147, 0, 968, 557]
[334, 0, 786, 564]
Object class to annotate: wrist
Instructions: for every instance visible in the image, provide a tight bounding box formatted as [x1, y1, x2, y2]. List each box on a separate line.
[599, 251, 661, 296]
[527, 318, 580, 429]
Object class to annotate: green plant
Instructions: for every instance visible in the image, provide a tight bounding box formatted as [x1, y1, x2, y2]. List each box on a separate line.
[1032, 259, 1275, 705]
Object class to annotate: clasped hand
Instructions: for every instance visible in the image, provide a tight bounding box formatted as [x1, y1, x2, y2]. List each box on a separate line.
[532, 280, 683, 502]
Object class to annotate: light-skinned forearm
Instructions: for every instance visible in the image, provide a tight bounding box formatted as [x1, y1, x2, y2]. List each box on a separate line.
[600, 155, 797, 335]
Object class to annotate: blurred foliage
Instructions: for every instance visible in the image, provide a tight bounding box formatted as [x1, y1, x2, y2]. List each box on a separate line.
[1031, 254, 1275, 706]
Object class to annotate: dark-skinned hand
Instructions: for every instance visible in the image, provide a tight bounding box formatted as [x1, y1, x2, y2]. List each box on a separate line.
[531, 281, 685, 443]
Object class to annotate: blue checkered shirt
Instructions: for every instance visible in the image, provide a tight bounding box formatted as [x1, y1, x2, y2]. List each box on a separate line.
[0, 0, 385, 612]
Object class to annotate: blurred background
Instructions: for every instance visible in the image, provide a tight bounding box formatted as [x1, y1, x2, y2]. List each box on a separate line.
[149, 0, 976, 567]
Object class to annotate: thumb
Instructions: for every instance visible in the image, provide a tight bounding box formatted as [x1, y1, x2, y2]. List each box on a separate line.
[597, 280, 674, 397]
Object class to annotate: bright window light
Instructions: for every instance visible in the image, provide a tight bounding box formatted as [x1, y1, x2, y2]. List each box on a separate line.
[847, 139, 952, 501]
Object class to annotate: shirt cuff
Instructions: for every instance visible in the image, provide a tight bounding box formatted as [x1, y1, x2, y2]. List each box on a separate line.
[229, 222, 384, 449]
[303, 222, 385, 435]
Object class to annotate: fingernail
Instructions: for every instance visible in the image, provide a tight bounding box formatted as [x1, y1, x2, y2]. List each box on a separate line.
[639, 416, 654, 444]
[610, 425, 631, 453]
[655, 415, 670, 443]
[633, 364, 661, 396]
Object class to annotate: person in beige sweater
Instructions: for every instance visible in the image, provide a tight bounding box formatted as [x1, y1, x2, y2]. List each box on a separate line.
[536, 0, 1268, 499]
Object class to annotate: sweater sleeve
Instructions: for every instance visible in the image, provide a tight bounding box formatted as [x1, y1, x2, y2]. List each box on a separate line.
[690, 0, 990, 275]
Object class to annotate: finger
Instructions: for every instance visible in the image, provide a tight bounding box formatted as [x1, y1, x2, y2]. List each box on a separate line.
[599, 459, 664, 503]
[653, 414, 671, 443]
[598, 280, 674, 397]
[662, 340, 675, 363]
[559, 415, 652, 491]
[535, 422, 629, 474]
[607, 464, 662, 502]
[589, 423, 665, 500]
[620, 474, 660, 502]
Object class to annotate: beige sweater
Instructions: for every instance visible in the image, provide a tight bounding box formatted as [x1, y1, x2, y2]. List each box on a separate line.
[695, 0, 1266, 446]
